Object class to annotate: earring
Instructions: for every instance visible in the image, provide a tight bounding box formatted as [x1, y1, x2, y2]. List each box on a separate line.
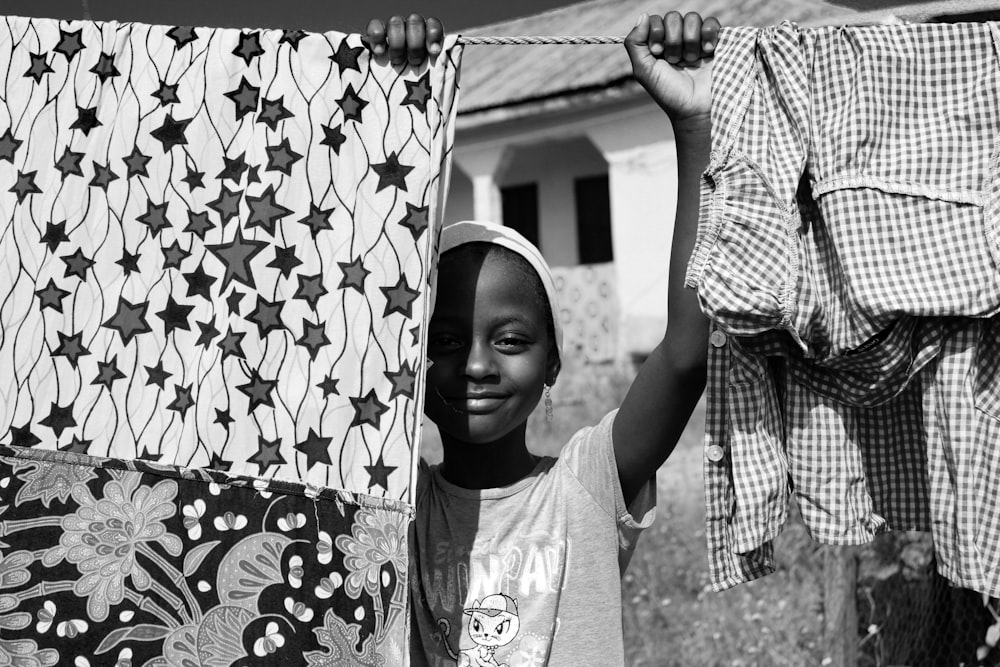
[544, 384, 553, 422]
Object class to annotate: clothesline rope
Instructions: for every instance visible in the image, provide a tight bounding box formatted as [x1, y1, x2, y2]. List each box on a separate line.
[456, 35, 625, 45]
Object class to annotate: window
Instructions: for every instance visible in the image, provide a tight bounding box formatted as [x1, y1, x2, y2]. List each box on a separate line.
[501, 182, 539, 248]
[574, 174, 613, 264]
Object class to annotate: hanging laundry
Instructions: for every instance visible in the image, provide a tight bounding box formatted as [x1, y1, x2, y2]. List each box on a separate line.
[551, 262, 618, 364]
[0, 14, 462, 664]
[693, 21, 1000, 596]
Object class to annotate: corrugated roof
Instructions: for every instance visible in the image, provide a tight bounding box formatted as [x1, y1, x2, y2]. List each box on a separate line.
[455, 0, 857, 115]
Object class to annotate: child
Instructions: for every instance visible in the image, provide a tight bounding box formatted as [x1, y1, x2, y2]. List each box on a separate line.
[367, 12, 717, 665]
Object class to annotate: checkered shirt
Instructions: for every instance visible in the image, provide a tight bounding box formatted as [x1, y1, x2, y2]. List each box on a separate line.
[687, 22, 1000, 359]
[699, 23, 1000, 596]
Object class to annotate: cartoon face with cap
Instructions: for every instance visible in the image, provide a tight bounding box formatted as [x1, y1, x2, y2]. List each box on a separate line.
[463, 593, 520, 655]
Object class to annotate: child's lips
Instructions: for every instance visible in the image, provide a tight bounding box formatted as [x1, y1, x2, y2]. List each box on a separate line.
[447, 393, 508, 413]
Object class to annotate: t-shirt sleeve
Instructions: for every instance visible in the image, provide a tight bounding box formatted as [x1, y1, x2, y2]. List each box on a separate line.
[560, 409, 656, 572]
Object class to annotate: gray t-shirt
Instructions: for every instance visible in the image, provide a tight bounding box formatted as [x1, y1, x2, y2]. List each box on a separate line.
[409, 410, 656, 666]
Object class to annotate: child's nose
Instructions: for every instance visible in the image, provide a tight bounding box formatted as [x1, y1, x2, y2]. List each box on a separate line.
[463, 340, 497, 379]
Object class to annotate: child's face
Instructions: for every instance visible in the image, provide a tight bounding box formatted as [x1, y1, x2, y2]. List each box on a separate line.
[425, 250, 554, 446]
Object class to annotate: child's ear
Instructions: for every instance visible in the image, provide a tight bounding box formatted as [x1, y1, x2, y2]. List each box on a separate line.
[545, 351, 561, 386]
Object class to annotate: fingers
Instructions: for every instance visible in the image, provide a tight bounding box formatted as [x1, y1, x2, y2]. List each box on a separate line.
[701, 16, 721, 57]
[365, 19, 386, 57]
[405, 13, 426, 66]
[664, 12, 683, 64]
[630, 11, 717, 65]
[386, 15, 407, 66]
[426, 17, 444, 57]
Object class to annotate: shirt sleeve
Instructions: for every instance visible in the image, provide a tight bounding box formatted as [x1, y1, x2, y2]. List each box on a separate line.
[559, 409, 657, 572]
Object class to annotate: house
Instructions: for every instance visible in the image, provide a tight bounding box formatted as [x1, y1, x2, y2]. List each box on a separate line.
[444, 0, 1000, 364]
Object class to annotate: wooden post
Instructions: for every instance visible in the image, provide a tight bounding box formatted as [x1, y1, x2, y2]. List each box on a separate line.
[823, 545, 859, 667]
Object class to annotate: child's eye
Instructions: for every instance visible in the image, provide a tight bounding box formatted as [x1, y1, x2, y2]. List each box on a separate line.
[428, 334, 461, 349]
[495, 335, 529, 350]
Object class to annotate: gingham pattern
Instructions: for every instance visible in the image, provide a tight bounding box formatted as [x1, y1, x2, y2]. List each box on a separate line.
[688, 22, 1000, 360]
[699, 22, 1000, 595]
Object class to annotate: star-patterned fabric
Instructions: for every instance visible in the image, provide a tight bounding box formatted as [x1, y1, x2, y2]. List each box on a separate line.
[0, 16, 462, 500]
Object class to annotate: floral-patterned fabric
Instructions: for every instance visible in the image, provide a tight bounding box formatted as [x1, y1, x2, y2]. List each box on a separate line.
[0, 16, 462, 499]
[551, 263, 618, 363]
[0, 444, 410, 666]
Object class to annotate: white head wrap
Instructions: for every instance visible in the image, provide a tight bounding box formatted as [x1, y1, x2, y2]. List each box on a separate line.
[437, 220, 563, 361]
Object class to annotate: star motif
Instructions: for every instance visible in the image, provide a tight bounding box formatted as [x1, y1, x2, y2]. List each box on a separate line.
[116, 249, 141, 275]
[294, 273, 328, 311]
[208, 185, 242, 225]
[54, 28, 85, 60]
[0, 128, 23, 162]
[195, 318, 220, 348]
[226, 289, 245, 315]
[294, 427, 332, 469]
[330, 39, 364, 75]
[296, 319, 330, 361]
[167, 25, 198, 49]
[402, 73, 432, 113]
[208, 452, 233, 472]
[24, 52, 53, 83]
[102, 297, 152, 345]
[70, 106, 101, 135]
[320, 124, 346, 154]
[138, 447, 162, 461]
[248, 436, 286, 474]
[166, 384, 195, 418]
[40, 402, 76, 438]
[89, 52, 120, 83]
[298, 202, 334, 238]
[399, 202, 429, 239]
[245, 184, 293, 235]
[217, 151, 249, 183]
[381, 276, 421, 318]
[257, 96, 294, 131]
[9, 170, 41, 204]
[224, 77, 260, 120]
[265, 138, 302, 176]
[267, 245, 302, 279]
[54, 147, 85, 178]
[410, 325, 421, 346]
[161, 240, 190, 270]
[40, 220, 70, 252]
[214, 407, 234, 428]
[35, 278, 71, 312]
[61, 435, 91, 453]
[151, 79, 180, 106]
[150, 114, 191, 152]
[183, 261, 217, 300]
[385, 360, 417, 399]
[61, 248, 95, 281]
[206, 228, 269, 291]
[52, 330, 90, 368]
[7, 423, 42, 448]
[350, 389, 389, 429]
[217, 325, 247, 361]
[246, 296, 285, 338]
[247, 164, 261, 185]
[236, 368, 277, 412]
[338, 257, 369, 293]
[89, 162, 119, 191]
[92, 355, 126, 391]
[317, 375, 339, 398]
[123, 145, 152, 178]
[182, 210, 214, 241]
[371, 151, 413, 192]
[337, 84, 368, 123]
[233, 31, 264, 66]
[156, 295, 194, 336]
[182, 167, 205, 191]
[280, 29, 307, 50]
[364, 455, 397, 491]
[144, 360, 172, 389]
[137, 200, 171, 237]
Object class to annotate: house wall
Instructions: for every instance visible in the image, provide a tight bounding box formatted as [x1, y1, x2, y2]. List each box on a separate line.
[448, 95, 680, 359]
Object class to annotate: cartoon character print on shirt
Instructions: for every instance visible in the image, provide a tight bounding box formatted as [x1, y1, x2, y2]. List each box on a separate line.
[439, 593, 520, 666]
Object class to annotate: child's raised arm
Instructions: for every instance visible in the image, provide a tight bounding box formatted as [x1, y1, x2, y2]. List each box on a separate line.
[614, 13, 718, 505]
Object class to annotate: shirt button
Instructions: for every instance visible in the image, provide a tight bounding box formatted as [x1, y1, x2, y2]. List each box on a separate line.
[710, 330, 727, 348]
[706, 445, 725, 462]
